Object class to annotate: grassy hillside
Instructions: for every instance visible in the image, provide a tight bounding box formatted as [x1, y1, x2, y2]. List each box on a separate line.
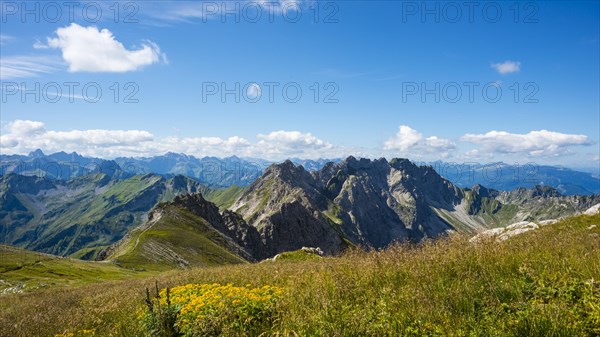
[0, 245, 151, 294]
[109, 203, 248, 271]
[1, 213, 599, 336]
[202, 185, 246, 210]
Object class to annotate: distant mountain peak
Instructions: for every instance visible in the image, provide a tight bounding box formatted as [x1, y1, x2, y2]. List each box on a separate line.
[28, 149, 45, 157]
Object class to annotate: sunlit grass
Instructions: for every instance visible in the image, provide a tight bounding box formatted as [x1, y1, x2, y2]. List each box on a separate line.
[1, 213, 599, 336]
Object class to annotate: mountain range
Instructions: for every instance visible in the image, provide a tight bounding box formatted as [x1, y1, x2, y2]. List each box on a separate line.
[4, 155, 597, 270]
[2, 150, 598, 195]
[0, 173, 205, 258]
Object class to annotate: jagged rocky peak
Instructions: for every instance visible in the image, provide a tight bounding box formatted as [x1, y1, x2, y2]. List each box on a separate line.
[342, 156, 388, 170]
[170, 193, 222, 226]
[469, 184, 498, 198]
[389, 157, 418, 172]
[530, 185, 562, 198]
[264, 160, 310, 181]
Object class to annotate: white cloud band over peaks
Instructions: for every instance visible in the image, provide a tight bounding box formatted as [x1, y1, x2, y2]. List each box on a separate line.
[0, 120, 343, 160]
[461, 130, 591, 156]
[0, 120, 594, 162]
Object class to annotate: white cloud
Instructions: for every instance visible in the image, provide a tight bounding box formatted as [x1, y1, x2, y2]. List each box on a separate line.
[41, 23, 165, 73]
[384, 126, 456, 158]
[461, 130, 591, 156]
[0, 56, 60, 80]
[384, 125, 422, 151]
[257, 130, 331, 148]
[0, 120, 345, 160]
[1, 120, 154, 157]
[4, 120, 46, 136]
[424, 136, 456, 151]
[491, 60, 521, 74]
[255, 131, 335, 158]
[2, 121, 593, 164]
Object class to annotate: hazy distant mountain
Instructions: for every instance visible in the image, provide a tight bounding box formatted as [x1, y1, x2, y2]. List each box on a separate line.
[2, 150, 597, 194]
[114, 153, 268, 188]
[289, 158, 342, 171]
[0, 150, 126, 180]
[0, 151, 335, 188]
[428, 161, 600, 196]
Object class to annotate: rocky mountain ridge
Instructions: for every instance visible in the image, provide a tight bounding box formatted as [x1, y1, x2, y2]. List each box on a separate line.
[3, 156, 599, 265]
[113, 157, 600, 261]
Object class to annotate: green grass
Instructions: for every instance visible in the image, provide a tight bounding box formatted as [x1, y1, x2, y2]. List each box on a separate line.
[1, 213, 599, 336]
[111, 205, 247, 271]
[203, 185, 247, 210]
[0, 245, 151, 293]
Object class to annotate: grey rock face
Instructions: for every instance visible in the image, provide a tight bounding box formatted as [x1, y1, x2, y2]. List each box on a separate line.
[229, 157, 464, 257]
[228, 157, 600, 258]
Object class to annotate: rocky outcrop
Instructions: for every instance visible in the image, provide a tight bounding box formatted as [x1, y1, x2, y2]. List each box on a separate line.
[584, 203, 600, 215]
[229, 157, 466, 257]
[470, 221, 543, 242]
[470, 203, 600, 243]
[229, 157, 600, 258]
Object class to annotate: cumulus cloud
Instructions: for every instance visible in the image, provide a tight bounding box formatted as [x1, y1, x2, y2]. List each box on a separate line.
[491, 60, 521, 74]
[41, 23, 165, 73]
[255, 131, 335, 158]
[384, 126, 456, 157]
[0, 120, 345, 160]
[424, 136, 456, 151]
[384, 125, 422, 151]
[461, 130, 591, 156]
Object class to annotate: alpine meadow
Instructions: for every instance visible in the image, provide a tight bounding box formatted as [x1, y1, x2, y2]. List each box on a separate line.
[1, 1, 599, 336]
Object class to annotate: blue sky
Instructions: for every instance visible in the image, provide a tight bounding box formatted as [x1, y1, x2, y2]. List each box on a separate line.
[0, 0, 598, 169]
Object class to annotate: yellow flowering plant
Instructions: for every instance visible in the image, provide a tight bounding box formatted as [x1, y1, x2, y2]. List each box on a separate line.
[142, 283, 283, 336]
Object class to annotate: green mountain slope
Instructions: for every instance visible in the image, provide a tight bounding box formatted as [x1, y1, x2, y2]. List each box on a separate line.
[106, 194, 255, 271]
[0, 245, 149, 294]
[203, 185, 247, 210]
[0, 173, 205, 259]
